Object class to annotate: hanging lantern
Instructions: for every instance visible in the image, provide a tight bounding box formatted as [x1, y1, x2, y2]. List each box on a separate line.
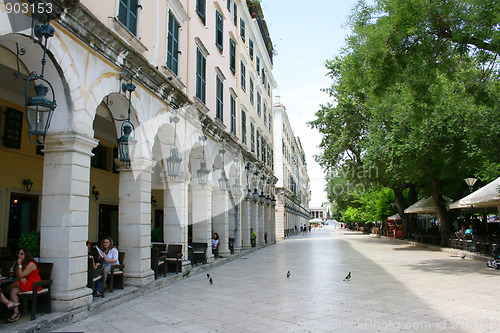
[117, 122, 137, 169]
[217, 146, 229, 191]
[245, 188, 252, 201]
[16, 21, 57, 146]
[166, 145, 182, 179]
[197, 159, 210, 186]
[259, 191, 266, 203]
[197, 135, 210, 185]
[218, 170, 230, 191]
[252, 189, 260, 202]
[232, 181, 242, 199]
[25, 81, 56, 145]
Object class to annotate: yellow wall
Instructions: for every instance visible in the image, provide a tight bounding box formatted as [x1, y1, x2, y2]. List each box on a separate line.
[0, 100, 44, 247]
[88, 136, 119, 242]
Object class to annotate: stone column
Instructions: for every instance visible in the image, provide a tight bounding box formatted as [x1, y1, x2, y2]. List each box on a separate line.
[258, 200, 265, 246]
[270, 203, 276, 243]
[118, 158, 156, 287]
[241, 197, 251, 249]
[234, 202, 241, 252]
[41, 132, 98, 311]
[264, 202, 270, 245]
[163, 174, 189, 260]
[250, 193, 258, 247]
[191, 183, 213, 263]
[212, 188, 229, 257]
[275, 203, 284, 240]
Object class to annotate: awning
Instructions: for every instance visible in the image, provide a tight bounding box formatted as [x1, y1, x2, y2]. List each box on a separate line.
[449, 177, 500, 209]
[404, 196, 452, 214]
[387, 213, 401, 221]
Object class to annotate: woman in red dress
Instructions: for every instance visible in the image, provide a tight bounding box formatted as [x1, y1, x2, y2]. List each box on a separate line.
[6, 247, 41, 322]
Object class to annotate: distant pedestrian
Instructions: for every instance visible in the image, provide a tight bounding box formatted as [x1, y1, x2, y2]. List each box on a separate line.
[264, 232, 268, 244]
[308, 225, 312, 233]
[212, 233, 220, 258]
[250, 228, 257, 247]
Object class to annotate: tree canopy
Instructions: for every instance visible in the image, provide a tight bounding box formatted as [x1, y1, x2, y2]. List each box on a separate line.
[310, 0, 500, 242]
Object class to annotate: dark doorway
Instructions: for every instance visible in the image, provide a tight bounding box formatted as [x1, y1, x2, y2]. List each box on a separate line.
[98, 204, 118, 244]
[154, 209, 163, 229]
[8, 194, 39, 252]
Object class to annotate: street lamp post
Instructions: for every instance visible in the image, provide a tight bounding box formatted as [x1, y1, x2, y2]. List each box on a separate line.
[464, 177, 477, 226]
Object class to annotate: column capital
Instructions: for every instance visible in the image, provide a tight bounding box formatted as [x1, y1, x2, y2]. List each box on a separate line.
[191, 182, 214, 192]
[161, 171, 190, 184]
[43, 132, 98, 156]
[116, 157, 156, 173]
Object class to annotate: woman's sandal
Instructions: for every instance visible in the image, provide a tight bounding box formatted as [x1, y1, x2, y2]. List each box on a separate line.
[7, 312, 20, 323]
[6, 301, 20, 309]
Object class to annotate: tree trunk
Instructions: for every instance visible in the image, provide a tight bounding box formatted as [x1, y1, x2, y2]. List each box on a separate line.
[392, 186, 409, 237]
[431, 179, 451, 247]
[407, 183, 418, 234]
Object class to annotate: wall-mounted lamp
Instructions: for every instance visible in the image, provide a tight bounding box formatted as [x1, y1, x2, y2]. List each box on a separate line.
[15, 18, 57, 145]
[91, 186, 100, 200]
[23, 178, 33, 192]
[197, 135, 210, 186]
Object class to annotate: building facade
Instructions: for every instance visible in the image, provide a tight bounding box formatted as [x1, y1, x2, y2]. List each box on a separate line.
[0, 0, 276, 313]
[310, 202, 332, 220]
[273, 97, 310, 239]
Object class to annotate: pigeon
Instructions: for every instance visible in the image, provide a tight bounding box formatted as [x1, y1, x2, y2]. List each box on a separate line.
[343, 272, 351, 281]
[286, 270, 290, 278]
[207, 273, 210, 279]
[461, 255, 466, 259]
[209, 277, 213, 285]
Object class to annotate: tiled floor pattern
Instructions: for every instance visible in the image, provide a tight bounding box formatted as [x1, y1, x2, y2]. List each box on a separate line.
[53, 228, 500, 332]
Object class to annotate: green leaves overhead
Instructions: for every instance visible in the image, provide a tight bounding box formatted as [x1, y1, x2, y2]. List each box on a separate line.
[311, 0, 500, 227]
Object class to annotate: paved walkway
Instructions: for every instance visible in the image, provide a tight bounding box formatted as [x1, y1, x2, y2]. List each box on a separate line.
[15, 228, 500, 332]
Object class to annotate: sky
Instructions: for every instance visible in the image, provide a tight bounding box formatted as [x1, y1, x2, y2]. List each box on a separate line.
[262, 0, 359, 207]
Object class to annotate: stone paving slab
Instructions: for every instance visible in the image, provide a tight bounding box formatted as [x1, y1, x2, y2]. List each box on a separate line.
[5, 228, 500, 332]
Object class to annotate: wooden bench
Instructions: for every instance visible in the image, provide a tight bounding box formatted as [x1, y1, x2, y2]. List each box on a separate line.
[190, 242, 207, 264]
[164, 244, 183, 274]
[109, 252, 125, 292]
[88, 257, 105, 297]
[151, 246, 166, 279]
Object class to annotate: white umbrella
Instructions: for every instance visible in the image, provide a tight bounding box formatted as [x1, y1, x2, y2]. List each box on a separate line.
[387, 213, 401, 221]
[449, 177, 500, 209]
[404, 196, 452, 214]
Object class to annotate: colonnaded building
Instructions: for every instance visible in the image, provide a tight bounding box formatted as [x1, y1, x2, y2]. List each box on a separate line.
[0, 0, 309, 312]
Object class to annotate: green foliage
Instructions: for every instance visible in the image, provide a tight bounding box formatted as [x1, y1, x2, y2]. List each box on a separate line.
[312, 0, 500, 233]
[151, 227, 163, 243]
[19, 231, 40, 257]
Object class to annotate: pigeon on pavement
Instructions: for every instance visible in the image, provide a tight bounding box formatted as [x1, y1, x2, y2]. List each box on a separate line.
[343, 272, 351, 281]
[209, 277, 213, 285]
[207, 273, 210, 279]
[286, 270, 290, 278]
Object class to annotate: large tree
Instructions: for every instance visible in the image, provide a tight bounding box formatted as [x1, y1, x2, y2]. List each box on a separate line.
[311, 0, 500, 245]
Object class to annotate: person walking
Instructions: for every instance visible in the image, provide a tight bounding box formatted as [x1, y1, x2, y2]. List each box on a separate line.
[250, 228, 257, 247]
